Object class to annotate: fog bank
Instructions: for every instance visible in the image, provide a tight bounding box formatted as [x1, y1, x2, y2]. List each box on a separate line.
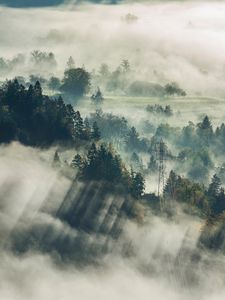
[1, 2, 225, 95]
[0, 143, 225, 300]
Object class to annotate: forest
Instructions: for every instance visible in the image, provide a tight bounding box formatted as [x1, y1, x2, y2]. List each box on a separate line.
[1, 2, 225, 300]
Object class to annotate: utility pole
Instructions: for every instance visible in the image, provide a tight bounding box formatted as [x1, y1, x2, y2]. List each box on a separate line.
[154, 139, 166, 210]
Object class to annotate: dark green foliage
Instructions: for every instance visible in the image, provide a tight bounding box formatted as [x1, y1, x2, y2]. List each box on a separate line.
[126, 126, 148, 152]
[210, 188, 225, 216]
[155, 123, 180, 141]
[164, 170, 209, 212]
[180, 121, 196, 147]
[83, 118, 92, 139]
[187, 150, 213, 182]
[164, 82, 186, 96]
[146, 104, 173, 116]
[61, 68, 91, 99]
[71, 154, 84, 170]
[0, 79, 90, 146]
[74, 110, 84, 138]
[197, 116, 213, 146]
[130, 171, 145, 199]
[91, 121, 101, 141]
[208, 174, 221, 200]
[71, 143, 145, 199]
[48, 76, 61, 91]
[83, 143, 123, 182]
[163, 170, 225, 217]
[149, 137, 173, 160]
[89, 109, 129, 143]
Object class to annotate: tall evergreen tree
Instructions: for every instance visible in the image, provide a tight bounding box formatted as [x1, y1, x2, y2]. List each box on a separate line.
[208, 174, 221, 198]
[71, 154, 84, 170]
[74, 111, 84, 138]
[131, 172, 145, 199]
[53, 150, 61, 168]
[92, 121, 101, 141]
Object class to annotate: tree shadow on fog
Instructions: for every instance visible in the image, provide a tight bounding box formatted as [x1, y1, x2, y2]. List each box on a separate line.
[8, 180, 136, 267]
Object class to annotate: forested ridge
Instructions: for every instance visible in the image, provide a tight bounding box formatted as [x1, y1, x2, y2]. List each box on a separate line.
[1, 78, 225, 231]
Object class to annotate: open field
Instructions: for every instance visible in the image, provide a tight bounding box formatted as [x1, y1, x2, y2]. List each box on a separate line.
[78, 95, 225, 127]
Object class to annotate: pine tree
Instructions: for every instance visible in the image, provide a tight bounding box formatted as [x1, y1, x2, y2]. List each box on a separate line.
[53, 150, 61, 168]
[74, 111, 84, 138]
[66, 56, 75, 69]
[87, 143, 97, 164]
[71, 154, 83, 170]
[197, 115, 213, 145]
[208, 174, 221, 197]
[34, 81, 42, 97]
[164, 170, 177, 200]
[126, 126, 139, 149]
[131, 172, 145, 199]
[92, 121, 101, 141]
[83, 117, 91, 139]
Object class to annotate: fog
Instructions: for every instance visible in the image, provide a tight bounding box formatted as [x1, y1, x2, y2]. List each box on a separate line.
[0, 143, 224, 300]
[1, 2, 225, 95]
[1, 1, 225, 299]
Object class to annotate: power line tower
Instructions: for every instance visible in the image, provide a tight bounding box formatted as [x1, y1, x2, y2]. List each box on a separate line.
[154, 139, 166, 210]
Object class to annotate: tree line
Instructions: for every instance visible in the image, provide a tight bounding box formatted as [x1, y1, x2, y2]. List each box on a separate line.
[0, 79, 99, 146]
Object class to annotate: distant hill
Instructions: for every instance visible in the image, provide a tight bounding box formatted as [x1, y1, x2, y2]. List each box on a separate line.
[0, 0, 120, 7]
[0, 0, 62, 7]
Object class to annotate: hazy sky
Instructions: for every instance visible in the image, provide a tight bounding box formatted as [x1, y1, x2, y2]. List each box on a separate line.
[1, 1, 225, 97]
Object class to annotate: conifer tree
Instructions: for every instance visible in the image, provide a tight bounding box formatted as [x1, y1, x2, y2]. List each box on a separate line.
[92, 121, 101, 141]
[71, 154, 83, 170]
[53, 150, 61, 168]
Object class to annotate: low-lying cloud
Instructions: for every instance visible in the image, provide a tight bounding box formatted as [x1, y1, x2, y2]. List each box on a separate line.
[0, 2, 225, 96]
[0, 143, 225, 300]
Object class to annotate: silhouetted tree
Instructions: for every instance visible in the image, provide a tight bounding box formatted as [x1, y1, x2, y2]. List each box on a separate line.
[48, 76, 61, 91]
[99, 63, 110, 77]
[91, 87, 104, 103]
[121, 59, 130, 73]
[131, 171, 145, 199]
[66, 56, 75, 69]
[53, 150, 61, 168]
[71, 154, 84, 170]
[208, 174, 221, 198]
[92, 121, 101, 141]
[165, 82, 186, 96]
[61, 68, 91, 98]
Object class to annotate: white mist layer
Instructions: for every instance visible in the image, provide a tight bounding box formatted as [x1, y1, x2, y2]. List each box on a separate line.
[0, 143, 225, 300]
[0, 2, 225, 95]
